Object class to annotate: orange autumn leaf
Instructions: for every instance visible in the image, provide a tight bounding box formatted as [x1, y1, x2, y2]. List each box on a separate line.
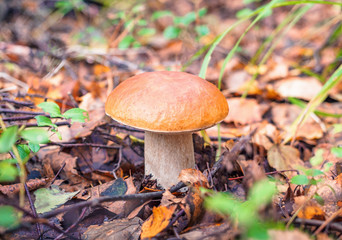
[141, 205, 176, 239]
[298, 205, 325, 220]
[93, 64, 110, 76]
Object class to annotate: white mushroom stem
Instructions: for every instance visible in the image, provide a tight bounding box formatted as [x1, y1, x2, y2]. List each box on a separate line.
[144, 131, 195, 188]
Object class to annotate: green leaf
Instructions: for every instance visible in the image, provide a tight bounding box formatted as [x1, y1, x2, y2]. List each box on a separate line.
[38, 102, 62, 118]
[0, 162, 18, 182]
[28, 142, 40, 153]
[17, 144, 31, 164]
[0, 126, 18, 153]
[314, 193, 324, 205]
[34, 185, 79, 214]
[137, 28, 156, 36]
[291, 175, 309, 185]
[324, 162, 333, 172]
[304, 168, 324, 177]
[20, 128, 49, 144]
[205, 192, 240, 216]
[62, 108, 89, 123]
[163, 26, 181, 39]
[174, 12, 196, 26]
[137, 19, 147, 26]
[0, 206, 20, 229]
[35, 116, 57, 128]
[249, 179, 276, 206]
[310, 149, 324, 166]
[198, 8, 207, 17]
[331, 147, 342, 158]
[151, 10, 173, 20]
[195, 25, 210, 37]
[243, 0, 261, 4]
[118, 35, 135, 49]
[236, 8, 254, 19]
[333, 124, 342, 134]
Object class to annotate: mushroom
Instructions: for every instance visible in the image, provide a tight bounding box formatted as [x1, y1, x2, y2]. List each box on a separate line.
[105, 71, 229, 188]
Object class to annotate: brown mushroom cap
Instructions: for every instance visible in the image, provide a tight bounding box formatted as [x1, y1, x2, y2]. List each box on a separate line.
[105, 71, 229, 133]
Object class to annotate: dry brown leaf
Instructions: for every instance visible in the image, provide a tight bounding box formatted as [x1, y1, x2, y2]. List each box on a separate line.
[250, 121, 278, 150]
[268, 229, 311, 240]
[83, 217, 142, 240]
[100, 177, 136, 215]
[274, 77, 322, 100]
[41, 149, 82, 185]
[224, 98, 269, 125]
[178, 169, 209, 188]
[160, 190, 182, 207]
[271, 103, 323, 140]
[141, 205, 177, 239]
[267, 144, 303, 173]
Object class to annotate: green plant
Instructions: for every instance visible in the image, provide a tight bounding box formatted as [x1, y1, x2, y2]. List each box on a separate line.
[0, 102, 88, 230]
[152, 7, 209, 40]
[205, 179, 280, 239]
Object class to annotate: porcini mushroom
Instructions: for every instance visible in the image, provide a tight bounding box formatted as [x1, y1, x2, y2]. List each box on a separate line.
[105, 71, 229, 188]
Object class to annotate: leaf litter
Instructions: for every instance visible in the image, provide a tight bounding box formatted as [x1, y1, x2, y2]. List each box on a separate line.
[0, 1, 341, 239]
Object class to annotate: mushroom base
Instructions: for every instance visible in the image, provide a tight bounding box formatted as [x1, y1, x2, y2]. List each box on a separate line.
[144, 131, 195, 188]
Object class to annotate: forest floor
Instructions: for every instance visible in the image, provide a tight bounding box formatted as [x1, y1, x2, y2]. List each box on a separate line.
[0, 0, 342, 239]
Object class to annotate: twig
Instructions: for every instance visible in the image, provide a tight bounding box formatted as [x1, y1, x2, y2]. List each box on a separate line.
[314, 208, 342, 235]
[210, 128, 257, 177]
[40, 181, 186, 219]
[54, 207, 88, 240]
[50, 162, 66, 185]
[284, 217, 342, 233]
[67, 92, 79, 108]
[2, 116, 42, 121]
[46, 142, 121, 149]
[0, 97, 34, 107]
[0, 109, 46, 115]
[227, 169, 299, 181]
[10, 121, 71, 128]
[109, 123, 144, 133]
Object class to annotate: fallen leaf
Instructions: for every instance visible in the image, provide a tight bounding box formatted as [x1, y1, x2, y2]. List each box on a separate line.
[268, 229, 311, 240]
[267, 144, 303, 174]
[274, 77, 322, 101]
[182, 188, 205, 226]
[178, 169, 209, 188]
[271, 103, 323, 140]
[83, 217, 142, 240]
[141, 205, 177, 239]
[34, 185, 79, 214]
[293, 196, 325, 220]
[224, 98, 269, 125]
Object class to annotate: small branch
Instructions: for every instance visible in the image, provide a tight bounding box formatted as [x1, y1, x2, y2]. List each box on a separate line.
[50, 162, 66, 185]
[0, 109, 46, 115]
[227, 169, 299, 181]
[0, 97, 34, 107]
[314, 208, 342, 235]
[11, 121, 71, 128]
[2, 116, 39, 121]
[54, 207, 87, 240]
[284, 217, 342, 233]
[46, 142, 121, 149]
[40, 181, 186, 219]
[210, 128, 257, 177]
